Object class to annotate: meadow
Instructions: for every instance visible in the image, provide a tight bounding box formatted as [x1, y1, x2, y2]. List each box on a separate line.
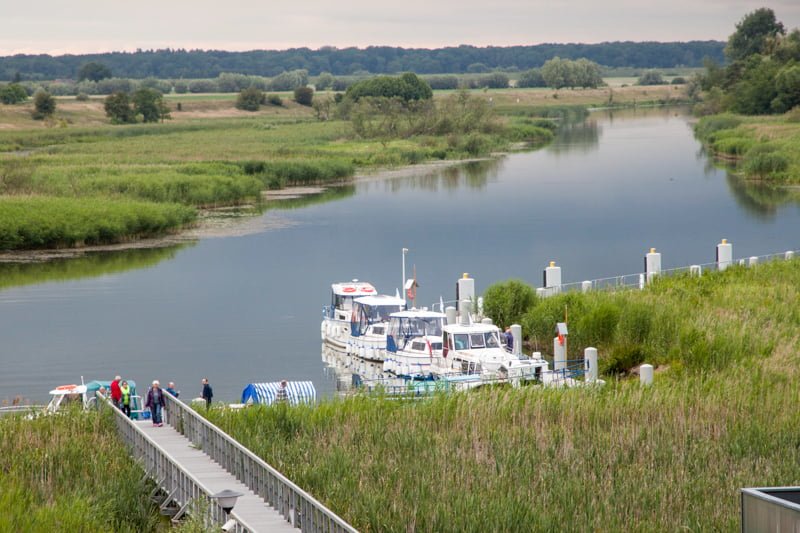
[205, 258, 800, 532]
[694, 111, 800, 183]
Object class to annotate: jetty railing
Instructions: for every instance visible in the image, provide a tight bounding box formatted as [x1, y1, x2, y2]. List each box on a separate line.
[98, 394, 258, 533]
[163, 392, 357, 533]
[0, 405, 44, 417]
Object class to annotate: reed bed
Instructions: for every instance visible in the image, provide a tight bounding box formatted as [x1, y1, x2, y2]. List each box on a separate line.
[0, 196, 196, 250]
[206, 259, 800, 532]
[0, 407, 162, 531]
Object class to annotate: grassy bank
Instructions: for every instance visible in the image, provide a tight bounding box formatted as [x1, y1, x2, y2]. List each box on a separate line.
[694, 111, 800, 183]
[0, 408, 163, 531]
[205, 258, 800, 532]
[0, 196, 196, 250]
[0, 92, 562, 250]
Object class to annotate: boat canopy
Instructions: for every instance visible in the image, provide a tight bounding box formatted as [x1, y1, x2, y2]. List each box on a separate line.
[354, 295, 406, 307]
[387, 311, 446, 352]
[241, 381, 316, 406]
[390, 310, 447, 319]
[331, 282, 376, 297]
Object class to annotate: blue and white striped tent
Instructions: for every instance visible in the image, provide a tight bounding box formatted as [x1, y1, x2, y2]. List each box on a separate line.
[241, 381, 316, 406]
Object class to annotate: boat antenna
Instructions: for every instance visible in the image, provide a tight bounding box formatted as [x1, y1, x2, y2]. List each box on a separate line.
[80, 375, 85, 386]
[402, 248, 409, 305]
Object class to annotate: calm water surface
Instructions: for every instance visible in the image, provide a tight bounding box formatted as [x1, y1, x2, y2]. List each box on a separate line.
[2, 107, 798, 402]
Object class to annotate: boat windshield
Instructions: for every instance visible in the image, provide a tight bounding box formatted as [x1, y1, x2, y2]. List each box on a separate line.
[453, 331, 500, 350]
[367, 305, 405, 322]
[390, 316, 444, 338]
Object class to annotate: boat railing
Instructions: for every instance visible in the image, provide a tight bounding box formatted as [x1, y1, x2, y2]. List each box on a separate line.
[162, 391, 357, 533]
[97, 393, 259, 532]
[0, 405, 44, 417]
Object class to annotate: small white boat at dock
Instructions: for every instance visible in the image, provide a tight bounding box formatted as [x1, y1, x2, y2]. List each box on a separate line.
[347, 294, 406, 361]
[321, 280, 378, 350]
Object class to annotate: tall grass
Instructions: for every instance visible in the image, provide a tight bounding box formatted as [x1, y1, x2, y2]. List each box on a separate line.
[205, 259, 800, 532]
[0, 407, 162, 531]
[0, 196, 196, 250]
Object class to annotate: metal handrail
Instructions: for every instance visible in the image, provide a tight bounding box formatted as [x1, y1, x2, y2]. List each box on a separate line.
[163, 392, 357, 533]
[97, 394, 255, 532]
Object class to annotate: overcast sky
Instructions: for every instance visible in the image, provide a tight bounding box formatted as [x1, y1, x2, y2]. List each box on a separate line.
[2, 1, 800, 55]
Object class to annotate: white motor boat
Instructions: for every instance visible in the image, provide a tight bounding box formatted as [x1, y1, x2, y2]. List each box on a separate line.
[321, 280, 377, 350]
[347, 294, 406, 361]
[383, 309, 447, 377]
[439, 321, 549, 384]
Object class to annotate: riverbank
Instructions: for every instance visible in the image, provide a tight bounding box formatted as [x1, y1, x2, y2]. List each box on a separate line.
[205, 257, 800, 532]
[694, 112, 800, 183]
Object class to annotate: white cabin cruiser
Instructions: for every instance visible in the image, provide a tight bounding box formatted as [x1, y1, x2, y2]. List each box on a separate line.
[439, 321, 548, 383]
[347, 294, 406, 361]
[321, 280, 377, 349]
[383, 309, 447, 377]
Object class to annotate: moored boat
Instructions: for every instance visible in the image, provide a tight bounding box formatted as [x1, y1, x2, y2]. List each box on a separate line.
[383, 309, 447, 377]
[347, 294, 407, 361]
[321, 280, 377, 349]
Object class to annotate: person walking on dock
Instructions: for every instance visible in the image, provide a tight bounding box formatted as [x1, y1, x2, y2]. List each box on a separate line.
[145, 380, 166, 426]
[201, 378, 213, 409]
[504, 327, 514, 353]
[110, 375, 122, 409]
[166, 382, 179, 398]
[120, 380, 132, 419]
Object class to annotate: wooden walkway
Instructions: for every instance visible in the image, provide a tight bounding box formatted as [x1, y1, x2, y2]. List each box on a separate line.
[136, 420, 295, 532]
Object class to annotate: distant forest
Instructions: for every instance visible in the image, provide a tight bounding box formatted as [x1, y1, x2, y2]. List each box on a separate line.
[0, 42, 725, 81]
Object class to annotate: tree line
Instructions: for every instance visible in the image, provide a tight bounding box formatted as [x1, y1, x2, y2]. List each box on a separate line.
[0, 42, 724, 81]
[696, 8, 800, 115]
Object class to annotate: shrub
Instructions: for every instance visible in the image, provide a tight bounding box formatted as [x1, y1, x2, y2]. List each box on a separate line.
[75, 93, 89, 101]
[173, 80, 189, 94]
[577, 302, 621, 346]
[0, 83, 28, 104]
[132, 88, 168, 123]
[266, 94, 283, 106]
[104, 92, 135, 124]
[638, 71, 665, 85]
[601, 343, 646, 374]
[694, 113, 742, 138]
[517, 69, 547, 88]
[671, 77, 687, 85]
[32, 91, 56, 119]
[236, 87, 265, 111]
[294, 86, 314, 106]
[268, 69, 309, 91]
[483, 279, 537, 327]
[713, 136, 754, 155]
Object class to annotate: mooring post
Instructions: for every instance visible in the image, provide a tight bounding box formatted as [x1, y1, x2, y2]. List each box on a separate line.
[645, 248, 661, 284]
[543, 261, 562, 297]
[511, 324, 522, 357]
[716, 238, 733, 271]
[640, 364, 654, 386]
[584, 347, 598, 382]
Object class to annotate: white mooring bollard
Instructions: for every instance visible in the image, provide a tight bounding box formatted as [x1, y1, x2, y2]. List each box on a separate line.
[749, 256, 759, 267]
[544, 261, 562, 296]
[581, 280, 592, 293]
[645, 248, 661, 284]
[640, 364, 654, 386]
[553, 337, 566, 371]
[786, 251, 795, 261]
[690, 265, 702, 277]
[716, 239, 733, 271]
[584, 347, 598, 383]
[511, 324, 522, 357]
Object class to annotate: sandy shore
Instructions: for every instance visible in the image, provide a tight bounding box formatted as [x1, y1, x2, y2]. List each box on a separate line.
[0, 159, 492, 263]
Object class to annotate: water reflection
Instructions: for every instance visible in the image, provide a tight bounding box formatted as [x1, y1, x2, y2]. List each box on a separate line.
[0, 245, 191, 292]
[321, 344, 390, 393]
[263, 185, 356, 211]
[725, 175, 800, 219]
[363, 159, 505, 194]
[549, 118, 601, 154]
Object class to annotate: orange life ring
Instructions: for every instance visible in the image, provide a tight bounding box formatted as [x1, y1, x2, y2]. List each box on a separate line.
[56, 384, 78, 390]
[361, 287, 374, 292]
[343, 287, 356, 293]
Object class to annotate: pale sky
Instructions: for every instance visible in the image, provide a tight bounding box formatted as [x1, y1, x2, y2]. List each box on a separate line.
[2, 1, 800, 55]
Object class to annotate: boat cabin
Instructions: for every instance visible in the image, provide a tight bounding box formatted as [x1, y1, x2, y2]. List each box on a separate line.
[327, 281, 377, 321]
[386, 310, 446, 352]
[351, 295, 406, 337]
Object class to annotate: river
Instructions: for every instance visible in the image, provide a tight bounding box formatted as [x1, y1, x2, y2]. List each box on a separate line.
[2, 107, 798, 403]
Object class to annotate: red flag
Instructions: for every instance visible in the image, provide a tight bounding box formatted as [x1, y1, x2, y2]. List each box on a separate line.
[558, 333, 565, 346]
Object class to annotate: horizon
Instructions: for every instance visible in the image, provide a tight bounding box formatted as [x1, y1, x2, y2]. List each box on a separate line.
[2, 1, 799, 56]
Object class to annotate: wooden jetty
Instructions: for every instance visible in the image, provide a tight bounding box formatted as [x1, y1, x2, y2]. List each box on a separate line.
[101, 394, 356, 533]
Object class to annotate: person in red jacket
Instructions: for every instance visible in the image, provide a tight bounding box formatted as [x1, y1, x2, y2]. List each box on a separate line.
[110, 375, 122, 408]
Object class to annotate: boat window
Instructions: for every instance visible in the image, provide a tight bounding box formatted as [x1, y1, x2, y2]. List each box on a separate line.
[454, 334, 469, 350]
[469, 333, 486, 348]
[484, 332, 500, 348]
[366, 305, 404, 322]
[431, 342, 442, 351]
[411, 341, 426, 351]
[372, 326, 385, 335]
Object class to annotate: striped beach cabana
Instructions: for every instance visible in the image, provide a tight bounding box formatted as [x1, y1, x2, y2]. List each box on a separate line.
[241, 381, 316, 406]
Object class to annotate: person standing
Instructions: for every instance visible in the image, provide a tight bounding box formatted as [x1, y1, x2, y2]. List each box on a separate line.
[119, 380, 132, 419]
[166, 382, 179, 398]
[145, 380, 166, 427]
[504, 327, 514, 352]
[201, 378, 213, 409]
[275, 380, 289, 404]
[110, 375, 122, 408]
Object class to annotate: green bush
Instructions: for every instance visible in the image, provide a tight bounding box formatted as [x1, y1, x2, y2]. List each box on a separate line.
[694, 114, 743, 139]
[266, 94, 283, 106]
[236, 87, 265, 111]
[483, 279, 537, 328]
[713, 135, 754, 155]
[600, 343, 646, 374]
[294, 86, 314, 107]
[32, 91, 56, 119]
[576, 302, 621, 346]
[0, 83, 28, 104]
[743, 152, 789, 178]
[75, 92, 89, 101]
